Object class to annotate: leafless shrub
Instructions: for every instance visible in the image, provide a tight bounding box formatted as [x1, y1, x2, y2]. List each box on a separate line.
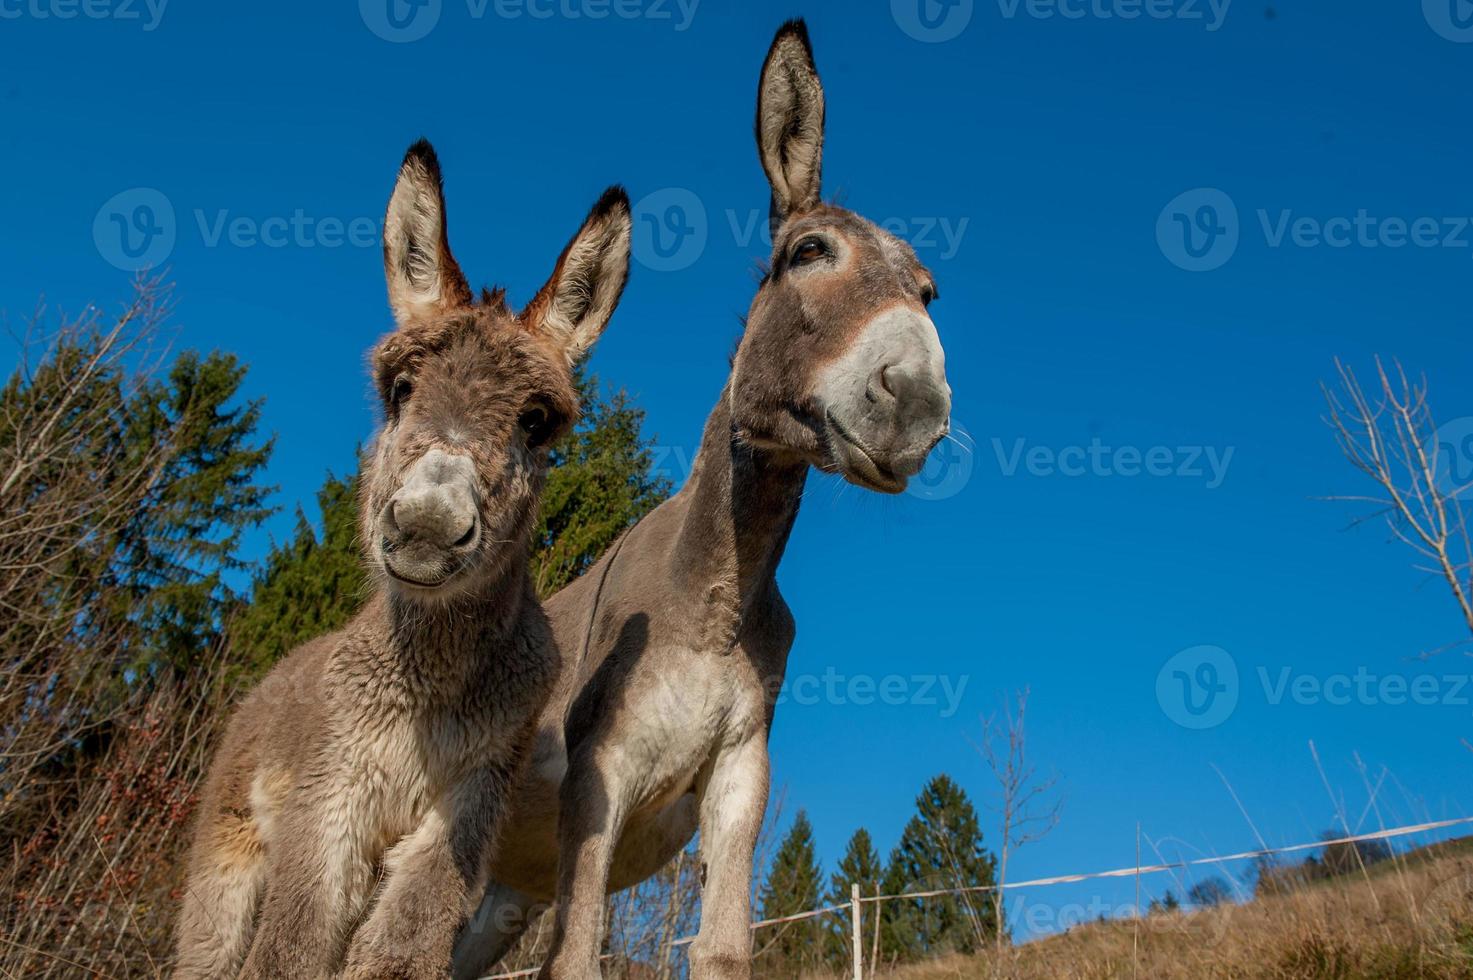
[0, 280, 238, 978]
[1323, 357, 1473, 651]
[973, 688, 1062, 959]
[1, 281, 178, 826]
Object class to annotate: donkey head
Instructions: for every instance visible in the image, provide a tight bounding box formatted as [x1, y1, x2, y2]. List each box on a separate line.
[362, 140, 631, 600]
[731, 20, 951, 493]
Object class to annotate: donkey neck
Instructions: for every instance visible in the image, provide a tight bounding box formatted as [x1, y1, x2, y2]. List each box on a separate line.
[374, 563, 533, 693]
[670, 387, 807, 639]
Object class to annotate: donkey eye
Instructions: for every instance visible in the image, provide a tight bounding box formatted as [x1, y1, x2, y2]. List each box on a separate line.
[791, 237, 827, 266]
[519, 404, 558, 448]
[390, 374, 413, 408]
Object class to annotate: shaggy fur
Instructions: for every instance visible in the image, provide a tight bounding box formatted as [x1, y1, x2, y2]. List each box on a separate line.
[173, 141, 631, 980]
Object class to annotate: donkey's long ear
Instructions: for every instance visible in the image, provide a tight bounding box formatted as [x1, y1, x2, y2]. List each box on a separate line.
[382, 139, 474, 325]
[756, 19, 825, 226]
[521, 186, 631, 366]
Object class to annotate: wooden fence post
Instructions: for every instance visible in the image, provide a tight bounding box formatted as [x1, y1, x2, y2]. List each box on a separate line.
[851, 882, 863, 980]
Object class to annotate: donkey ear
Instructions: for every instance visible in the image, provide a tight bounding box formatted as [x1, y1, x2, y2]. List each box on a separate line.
[382, 139, 474, 325]
[521, 186, 631, 365]
[756, 19, 825, 224]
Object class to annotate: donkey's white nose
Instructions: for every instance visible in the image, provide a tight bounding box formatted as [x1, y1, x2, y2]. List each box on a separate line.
[817, 304, 951, 490]
[388, 449, 478, 550]
[877, 357, 951, 437]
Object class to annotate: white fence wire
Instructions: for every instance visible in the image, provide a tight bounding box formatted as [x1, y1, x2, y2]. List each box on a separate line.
[482, 814, 1473, 979]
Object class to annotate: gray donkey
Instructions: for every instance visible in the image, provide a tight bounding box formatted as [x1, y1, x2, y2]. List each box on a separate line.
[173, 140, 633, 980]
[454, 20, 952, 980]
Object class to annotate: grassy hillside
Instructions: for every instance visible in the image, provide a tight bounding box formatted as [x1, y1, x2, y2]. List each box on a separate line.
[807, 838, 1473, 980]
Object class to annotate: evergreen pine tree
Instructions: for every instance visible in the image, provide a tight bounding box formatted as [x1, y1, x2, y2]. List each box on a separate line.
[1148, 890, 1180, 915]
[532, 372, 671, 596]
[62, 347, 275, 674]
[823, 827, 884, 968]
[757, 810, 824, 977]
[228, 468, 363, 680]
[881, 774, 999, 962]
[1187, 876, 1231, 908]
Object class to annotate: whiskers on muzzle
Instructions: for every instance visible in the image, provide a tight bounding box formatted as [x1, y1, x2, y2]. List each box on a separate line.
[818, 305, 952, 491]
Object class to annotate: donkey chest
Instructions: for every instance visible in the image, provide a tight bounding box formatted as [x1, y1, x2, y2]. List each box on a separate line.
[619, 649, 768, 809]
[332, 707, 505, 834]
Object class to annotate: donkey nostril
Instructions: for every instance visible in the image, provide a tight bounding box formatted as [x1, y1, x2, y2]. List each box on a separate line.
[869, 365, 898, 403]
[879, 365, 900, 398]
[451, 520, 477, 549]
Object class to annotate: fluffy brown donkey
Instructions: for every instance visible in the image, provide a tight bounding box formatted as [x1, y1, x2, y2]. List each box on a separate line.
[173, 140, 632, 980]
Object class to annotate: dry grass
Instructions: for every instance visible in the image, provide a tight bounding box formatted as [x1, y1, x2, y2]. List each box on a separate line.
[825, 843, 1473, 980]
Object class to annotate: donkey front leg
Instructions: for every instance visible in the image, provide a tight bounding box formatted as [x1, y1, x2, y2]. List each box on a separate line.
[690, 737, 770, 980]
[173, 814, 267, 980]
[342, 766, 510, 980]
[538, 746, 634, 980]
[238, 812, 375, 980]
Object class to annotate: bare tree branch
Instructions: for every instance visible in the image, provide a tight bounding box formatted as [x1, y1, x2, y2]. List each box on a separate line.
[971, 687, 1064, 958]
[1322, 356, 1473, 652]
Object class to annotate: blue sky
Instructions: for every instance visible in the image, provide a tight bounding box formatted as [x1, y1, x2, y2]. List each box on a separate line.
[3, 0, 1471, 940]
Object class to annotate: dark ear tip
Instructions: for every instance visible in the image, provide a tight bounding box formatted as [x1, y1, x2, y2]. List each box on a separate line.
[400, 138, 441, 177]
[590, 184, 632, 220]
[771, 18, 814, 59]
